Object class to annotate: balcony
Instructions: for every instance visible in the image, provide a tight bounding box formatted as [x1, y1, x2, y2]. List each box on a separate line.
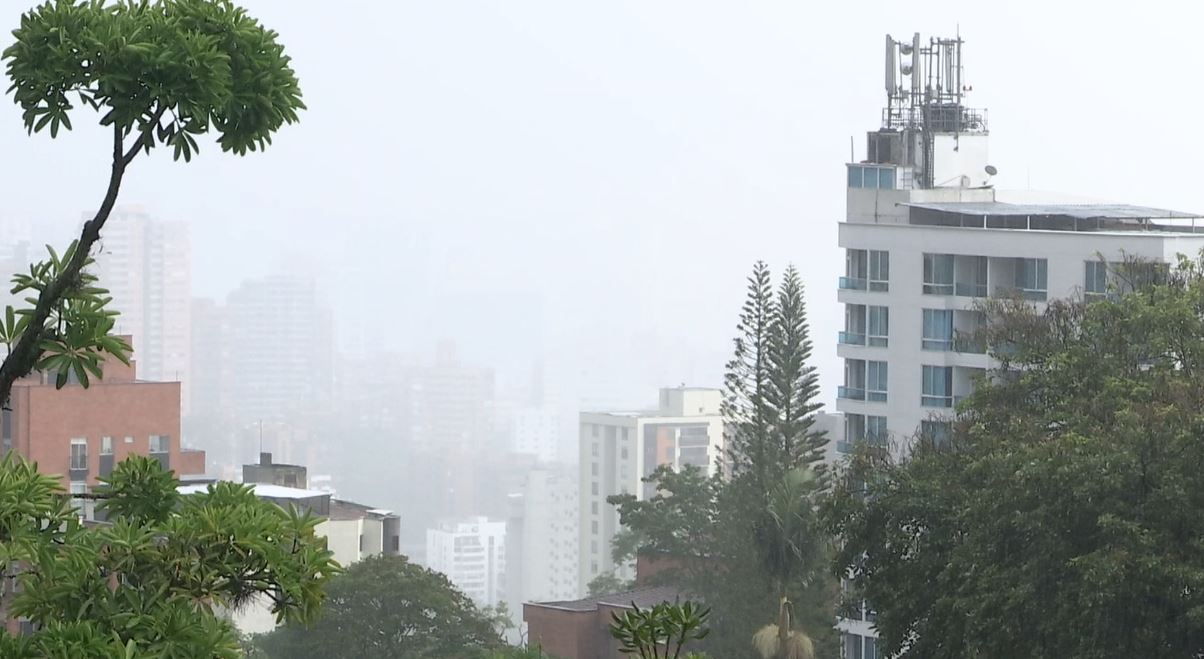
[838, 331, 866, 346]
[922, 282, 954, 296]
[866, 389, 887, 403]
[921, 394, 966, 408]
[837, 386, 866, 401]
[839, 276, 868, 291]
[954, 282, 988, 298]
[954, 338, 987, 354]
[922, 338, 953, 352]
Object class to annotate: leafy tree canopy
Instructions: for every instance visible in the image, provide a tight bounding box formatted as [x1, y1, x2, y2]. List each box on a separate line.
[826, 257, 1204, 658]
[250, 554, 508, 659]
[0, 454, 338, 658]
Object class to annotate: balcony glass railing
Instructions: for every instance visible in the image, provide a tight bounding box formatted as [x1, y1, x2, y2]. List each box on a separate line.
[921, 394, 954, 408]
[923, 282, 955, 295]
[954, 282, 988, 297]
[838, 331, 866, 346]
[867, 335, 888, 348]
[922, 338, 953, 351]
[866, 389, 887, 403]
[1020, 288, 1048, 301]
[836, 436, 888, 454]
[839, 276, 868, 291]
[868, 279, 889, 292]
[838, 386, 866, 401]
[953, 338, 987, 354]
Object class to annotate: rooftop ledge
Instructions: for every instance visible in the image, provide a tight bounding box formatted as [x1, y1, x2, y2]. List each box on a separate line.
[899, 201, 1204, 234]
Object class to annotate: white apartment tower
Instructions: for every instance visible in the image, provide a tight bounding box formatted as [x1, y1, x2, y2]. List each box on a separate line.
[835, 33, 1204, 657]
[426, 516, 507, 607]
[578, 387, 724, 594]
[92, 206, 191, 407]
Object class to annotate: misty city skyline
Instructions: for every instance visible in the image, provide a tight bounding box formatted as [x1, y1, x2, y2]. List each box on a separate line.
[2, 0, 1198, 408]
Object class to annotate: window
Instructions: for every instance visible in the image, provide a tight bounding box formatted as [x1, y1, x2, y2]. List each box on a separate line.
[922, 309, 954, 350]
[842, 249, 868, 290]
[847, 165, 863, 188]
[69, 439, 87, 472]
[866, 361, 888, 402]
[620, 447, 628, 460]
[591, 425, 599, 438]
[591, 482, 599, 496]
[149, 435, 169, 453]
[1085, 260, 1107, 296]
[591, 520, 598, 534]
[868, 251, 889, 291]
[1016, 258, 1048, 299]
[591, 443, 598, 457]
[841, 359, 865, 400]
[878, 167, 895, 189]
[69, 481, 87, 495]
[358, 534, 364, 552]
[922, 254, 954, 294]
[591, 463, 599, 476]
[100, 437, 112, 455]
[922, 366, 954, 407]
[867, 306, 889, 347]
[591, 540, 598, 553]
[847, 165, 896, 190]
[866, 416, 887, 446]
[921, 420, 952, 447]
[844, 633, 864, 659]
[591, 501, 598, 515]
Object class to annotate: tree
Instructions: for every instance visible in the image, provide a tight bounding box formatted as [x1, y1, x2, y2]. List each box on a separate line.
[588, 570, 635, 597]
[825, 257, 1204, 658]
[251, 554, 507, 659]
[610, 263, 836, 658]
[0, 0, 303, 404]
[608, 600, 710, 659]
[0, 453, 338, 658]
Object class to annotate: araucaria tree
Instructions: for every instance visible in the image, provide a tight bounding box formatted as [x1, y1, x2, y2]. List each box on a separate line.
[0, 0, 303, 403]
[826, 257, 1204, 658]
[0, 454, 339, 657]
[611, 262, 835, 658]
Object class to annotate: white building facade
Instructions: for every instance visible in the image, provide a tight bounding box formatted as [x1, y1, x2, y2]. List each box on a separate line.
[578, 387, 724, 594]
[834, 33, 1204, 658]
[426, 516, 507, 607]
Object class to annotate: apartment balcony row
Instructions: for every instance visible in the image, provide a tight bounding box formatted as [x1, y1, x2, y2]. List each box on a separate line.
[836, 386, 887, 403]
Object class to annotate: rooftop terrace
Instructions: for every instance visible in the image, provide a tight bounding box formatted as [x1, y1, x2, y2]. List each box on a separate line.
[903, 202, 1204, 233]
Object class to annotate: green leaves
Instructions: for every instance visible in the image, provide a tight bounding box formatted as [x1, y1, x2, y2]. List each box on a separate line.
[4, 0, 304, 161]
[0, 453, 336, 657]
[608, 600, 711, 659]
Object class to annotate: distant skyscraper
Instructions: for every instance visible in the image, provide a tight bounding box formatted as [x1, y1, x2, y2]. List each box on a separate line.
[507, 465, 578, 618]
[426, 516, 507, 607]
[410, 341, 495, 450]
[91, 206, 191, 408]
[225, 274, 334, 424]
[511, 407, 559, 463]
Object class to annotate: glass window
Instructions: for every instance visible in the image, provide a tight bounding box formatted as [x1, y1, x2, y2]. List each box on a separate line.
[149, 435, 169, 453]
[868, 251, 889, 291]
[866, 361, 888, 401]
[844, 633, 864, 659]
[591, 482, 599, 496]
[866, 416, 887, 445]
[847, 166, 863, 188]
[591, 501, 598, 514]
[1016, 258, 1048, 296]
[591, 463, 598, 476]
[921, 420, 952, 446]
[69, 439, 87, 471]
[922, 309, 954, 350]
[591, 443, 598, 457]
[1085, 260, 1107, 295]
[878, 167, 895, 190]
[100, 436, 112, 455]
[923, 254, 955, 294]
[922, 366, 953, 407]
[867, 306, 888, 347]
[865, 637, 878, 659]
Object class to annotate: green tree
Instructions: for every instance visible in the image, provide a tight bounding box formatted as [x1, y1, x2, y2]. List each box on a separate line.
[587, 570, 636, 597]
[251, 554, 506, 659]
[0, 453, 338, 658]
[609, 600, 710, 659]
[826, 257, 1204, 658]
[0, 0, 303, 404]
[611, 263, 836, 658]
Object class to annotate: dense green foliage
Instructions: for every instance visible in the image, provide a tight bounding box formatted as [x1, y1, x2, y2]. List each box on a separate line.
[826, 258, 1204, 658]
[608, 600, 710, 659]
[0, 454, 337, 658]
[251, 554, 508, 659]
[610, 263, 835, 658]
[0, 0, 303, 406]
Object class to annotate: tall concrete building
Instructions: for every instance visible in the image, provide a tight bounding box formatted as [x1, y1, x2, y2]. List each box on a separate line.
[506, 464, 578, 635]
[426, 516, 507, 607]
[578, 387, 723, 593]
[92, 206, 191, 408]
[225, 274, 333, 424]
[410, 341, 495, 451]
[834, 33, 1204, 657]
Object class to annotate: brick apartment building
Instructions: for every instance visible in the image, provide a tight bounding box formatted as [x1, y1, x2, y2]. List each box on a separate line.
[4, 342, 204, 490]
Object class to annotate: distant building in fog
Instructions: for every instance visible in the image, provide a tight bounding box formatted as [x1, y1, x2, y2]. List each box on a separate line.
[511, 406, 559, 463]
[426, 516, 507, 607]
[507, 465, 578, 626]
[410, 341, 495, 450]
[225, 274, 333, 423]
[578, 387, 724, 593]
[91, 206, 191, 410]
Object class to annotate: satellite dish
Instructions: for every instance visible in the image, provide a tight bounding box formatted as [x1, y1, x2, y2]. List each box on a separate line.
[985, 165, 998, 176]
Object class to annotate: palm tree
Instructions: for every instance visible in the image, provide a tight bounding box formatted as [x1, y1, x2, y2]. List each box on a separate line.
[750, 468, 821, 659]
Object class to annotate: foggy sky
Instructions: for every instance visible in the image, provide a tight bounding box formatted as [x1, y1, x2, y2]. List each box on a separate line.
[1, 0, 1199, 407]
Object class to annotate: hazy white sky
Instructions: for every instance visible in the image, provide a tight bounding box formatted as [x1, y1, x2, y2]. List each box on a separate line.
[1, 0, 1201, 406]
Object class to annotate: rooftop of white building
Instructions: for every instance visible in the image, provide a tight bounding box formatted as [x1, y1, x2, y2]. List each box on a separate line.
[902, 201, 1204, 234]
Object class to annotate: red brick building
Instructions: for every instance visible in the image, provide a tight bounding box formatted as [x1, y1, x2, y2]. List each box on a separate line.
[5, 345, 204, 491]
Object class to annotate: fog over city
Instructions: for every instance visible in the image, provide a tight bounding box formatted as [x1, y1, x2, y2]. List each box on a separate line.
[2, 0, 1203, 648]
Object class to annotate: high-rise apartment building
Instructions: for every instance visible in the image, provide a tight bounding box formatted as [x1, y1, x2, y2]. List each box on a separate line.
[578, 387, 724, 593]
[834, 33, 1204, 656]
[409, 341, 495, 450]
[511, 406, 559, 463]
[225, 274, 334, 424]
[426, 516, 507, 607]
[506, 465, 579, 629]
[92, 206, 191, 408]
